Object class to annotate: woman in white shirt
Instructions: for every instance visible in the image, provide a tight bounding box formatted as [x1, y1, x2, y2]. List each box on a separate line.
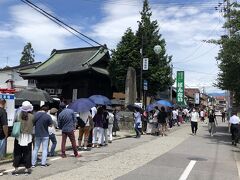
[134, 108, 142, 138]
[13, 101, 34, 176]
[190, 108, 200, 135]
[48, 108, 58, 157]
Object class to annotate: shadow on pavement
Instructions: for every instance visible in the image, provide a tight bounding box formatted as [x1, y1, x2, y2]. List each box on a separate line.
[202, 124, 233, 147]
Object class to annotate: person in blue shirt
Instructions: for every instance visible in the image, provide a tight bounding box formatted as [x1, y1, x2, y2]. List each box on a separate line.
[58, 105, 80, 158]
[32, 105, 52, 168]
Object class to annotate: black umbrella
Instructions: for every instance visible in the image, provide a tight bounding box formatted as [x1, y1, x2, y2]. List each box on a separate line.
[127, 104, 143, 112]
[15, 88, 53, 102]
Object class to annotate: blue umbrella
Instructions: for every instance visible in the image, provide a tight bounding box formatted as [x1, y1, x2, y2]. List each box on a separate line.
[146, 104, 156, 112]
[155, 100, 172, 107]
[89, 95, 111, 105]
[68, 98, 96, 113]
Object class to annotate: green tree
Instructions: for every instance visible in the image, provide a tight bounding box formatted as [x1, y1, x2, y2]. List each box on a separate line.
[20, 42, 35, 65]
[109, 28, 141, 92]
[216, 2, 240, 104]
[109, 0, 173, 96]
[135, 0, 173, 95]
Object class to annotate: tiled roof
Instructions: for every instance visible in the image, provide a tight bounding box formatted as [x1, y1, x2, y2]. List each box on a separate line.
[22, 46, 109, 78]
[0, 62, 41, 72]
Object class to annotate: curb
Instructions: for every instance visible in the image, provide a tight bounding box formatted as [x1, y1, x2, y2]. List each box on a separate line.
[0, 125, 187, 165]
[0, 133, 135, 165]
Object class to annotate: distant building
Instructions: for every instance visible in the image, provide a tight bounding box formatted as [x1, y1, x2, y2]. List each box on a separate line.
[185, 88, 200, 107]
[21, 46, 112, 102]
[0, 62, 41, 91]
[215, 96, 226, 110]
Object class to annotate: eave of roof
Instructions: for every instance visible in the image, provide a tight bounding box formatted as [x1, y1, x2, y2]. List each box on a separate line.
[22, 46, 109, 78]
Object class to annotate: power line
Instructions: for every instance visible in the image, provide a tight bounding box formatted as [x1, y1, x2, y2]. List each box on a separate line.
[20, 0, 105, 48]
[173, 66, 217, 76]
[174, 45, 218, 64]
[82, 0, 219, 9]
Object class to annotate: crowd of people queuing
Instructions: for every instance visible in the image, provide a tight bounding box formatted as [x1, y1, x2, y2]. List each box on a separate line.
[0, 99, 121, 176]
[0, 97, 239, 176]
[133, 105, 227, 138]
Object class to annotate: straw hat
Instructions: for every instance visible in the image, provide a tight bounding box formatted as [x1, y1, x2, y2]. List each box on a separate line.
[50, 108, 58, 114]
[20, 101, 33, 112]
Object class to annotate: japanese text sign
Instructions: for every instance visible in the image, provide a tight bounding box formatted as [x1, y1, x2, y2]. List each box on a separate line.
[176, 71, 184, 105]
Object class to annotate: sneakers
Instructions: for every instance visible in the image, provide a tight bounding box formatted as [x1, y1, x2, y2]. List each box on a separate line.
[41, 164, 50, 168]
[31, 165, 36, 168]
[75, 154, 82, 158]
[82, 147, 90, 151]
[12, 170, 19, 176]
[24, 169, 31, 176]
[61, 154, 67, 158]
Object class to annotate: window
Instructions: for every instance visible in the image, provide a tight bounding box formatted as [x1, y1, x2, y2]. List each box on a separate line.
[55, 89, 62, 95]
[28, 79, 37, 87]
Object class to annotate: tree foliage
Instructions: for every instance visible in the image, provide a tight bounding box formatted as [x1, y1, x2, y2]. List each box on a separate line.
[109, 0, 173, 96]
[20, 42, 35, 65]
[109, 28, 141, 92]
[216, 2, 240, 104]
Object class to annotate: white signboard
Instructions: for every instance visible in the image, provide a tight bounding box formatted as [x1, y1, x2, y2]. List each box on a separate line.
[143, 58, 149, 70]
[0, 94, 15, 126]
[194, 93, 200, 105]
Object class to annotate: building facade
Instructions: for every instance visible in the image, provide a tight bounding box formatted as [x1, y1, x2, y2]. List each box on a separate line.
[22, 46, 112, 102]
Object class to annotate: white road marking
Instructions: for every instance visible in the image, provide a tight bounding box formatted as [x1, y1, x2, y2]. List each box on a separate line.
[179, 160, 197, 180]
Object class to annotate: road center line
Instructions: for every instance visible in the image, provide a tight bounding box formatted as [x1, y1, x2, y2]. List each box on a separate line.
[179, 160, 197, 180]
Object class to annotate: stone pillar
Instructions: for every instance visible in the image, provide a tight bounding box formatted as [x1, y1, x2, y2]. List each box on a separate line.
[125, 67, 137, 106]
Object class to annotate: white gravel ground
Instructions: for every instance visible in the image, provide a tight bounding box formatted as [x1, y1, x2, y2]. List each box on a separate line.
[41, 125, 191, 180]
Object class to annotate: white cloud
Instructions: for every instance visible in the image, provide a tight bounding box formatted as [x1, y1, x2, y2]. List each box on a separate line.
[9, 4, 74, 55]
[90, 0, 224, 90]
[0, 3, 83, 67]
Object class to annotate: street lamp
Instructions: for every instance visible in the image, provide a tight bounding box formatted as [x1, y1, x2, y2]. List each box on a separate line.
[154, 45, 162, 55]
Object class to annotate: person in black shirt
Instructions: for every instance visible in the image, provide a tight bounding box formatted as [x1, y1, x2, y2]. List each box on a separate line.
[0, 99, 8, 154]
[221, 110, 226, 123]
[0, 99, 8, 176]
[157, 107, 168, 136]
[208, 110, 217, 136]
[102, 106, 109, 146]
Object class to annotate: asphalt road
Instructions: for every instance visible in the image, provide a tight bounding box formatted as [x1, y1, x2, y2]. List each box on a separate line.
[0, 119, 239, 180]
[117, 121, 240, 180]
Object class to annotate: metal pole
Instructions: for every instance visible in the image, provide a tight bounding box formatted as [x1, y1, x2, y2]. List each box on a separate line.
[140, 33, 143, 103]
[170, 63, 173, 102]
[226, 0, 232, 118]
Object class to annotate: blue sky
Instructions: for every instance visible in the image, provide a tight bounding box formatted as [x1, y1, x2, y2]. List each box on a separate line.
[0, 0, 225, 93]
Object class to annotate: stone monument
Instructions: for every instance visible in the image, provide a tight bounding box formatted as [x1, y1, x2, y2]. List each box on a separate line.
[125, 67, 137, 106]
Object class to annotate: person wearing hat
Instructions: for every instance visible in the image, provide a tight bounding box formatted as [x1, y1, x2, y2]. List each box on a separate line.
[48, 108, 58, 157]
[12, 101, 34, 176]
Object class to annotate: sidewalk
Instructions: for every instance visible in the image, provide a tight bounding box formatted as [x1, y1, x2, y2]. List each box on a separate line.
[1, 129, 135, 163]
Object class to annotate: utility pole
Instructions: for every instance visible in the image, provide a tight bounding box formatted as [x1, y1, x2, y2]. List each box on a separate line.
[139, 23, 144, 105]
[215, 0, 233, 118]
[226, 0, 233, 118]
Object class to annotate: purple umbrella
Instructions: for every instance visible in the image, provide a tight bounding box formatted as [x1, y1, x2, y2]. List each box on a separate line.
[68, 98, 95, 113]
[89, 95, 111, 105]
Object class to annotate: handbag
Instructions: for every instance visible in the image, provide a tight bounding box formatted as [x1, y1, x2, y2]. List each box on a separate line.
[77, 117, 89, 128]
[11, 121, 21, 137]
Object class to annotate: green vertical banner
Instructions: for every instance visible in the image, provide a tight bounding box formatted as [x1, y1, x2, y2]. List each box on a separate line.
[176, 71, 185, 105]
